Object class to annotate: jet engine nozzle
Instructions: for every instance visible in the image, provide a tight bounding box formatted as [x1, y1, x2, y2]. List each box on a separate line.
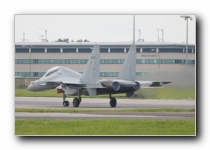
[112, 81, 121, 91]
[133, 82, 140, 90]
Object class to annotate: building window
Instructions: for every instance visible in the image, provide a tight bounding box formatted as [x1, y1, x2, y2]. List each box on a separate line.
[188, 60, 195, 64]
[142, 48, 156, 53]
[100, 72, 119, 77]
[15, 58, 195, 65]
[110, 48, 124, 53]
[47, 48, 60, 53]
[31, 48, 45, 53]
[159, 48, 183, 53]
[136, 48, 141, 53]
[127, 48, 141, 53]
[16, 48, 29, 53]
[33, 72, 39, 77]
[15, 72, 45, 77]
[136, 72, 147, 76]
[100, 59, 125, 64]
[100, 48, 108, 53]
[63, 48, 76, 53]
[78, 48, 92, 53]
[183, 49, 194, 53]
[15, 59, 30, 64]
[32, 59, 38, 64]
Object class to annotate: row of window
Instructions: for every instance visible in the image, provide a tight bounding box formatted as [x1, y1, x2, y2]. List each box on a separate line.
[15, 47, 195, 53]
[15, 59, 195, 64]
[15, 72, 147, 77]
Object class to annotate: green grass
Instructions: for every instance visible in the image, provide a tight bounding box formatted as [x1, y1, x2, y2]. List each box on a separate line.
[15, 88, 124, 98]
[15, 108, 195, 113]
[15, 89, 62, 97]
[15, 87, 195, 99]
[15, 119, 195, 135]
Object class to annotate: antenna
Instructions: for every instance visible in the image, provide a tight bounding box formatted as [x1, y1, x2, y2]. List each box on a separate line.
[156, 28, 164, 42]
[133, 15, 135, 45]
[22, 32, 28, 42]
[139, 29, 141, 41]
[137, 29, 144, 42]
[39, 27, 48, 42]
[161, 29, 164, 42]
[22, 32, 25, 42]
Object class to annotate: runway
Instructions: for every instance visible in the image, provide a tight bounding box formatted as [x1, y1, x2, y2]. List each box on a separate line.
[15, 97, 195, 120]
[15, 97, 195, 109]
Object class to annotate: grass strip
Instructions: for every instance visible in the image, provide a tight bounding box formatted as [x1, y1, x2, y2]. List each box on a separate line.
[15, 108, 195, 113]
[15, 119, 195, 135]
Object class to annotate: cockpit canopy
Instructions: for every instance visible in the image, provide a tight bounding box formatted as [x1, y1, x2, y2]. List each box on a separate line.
[43, 66, 59, 77]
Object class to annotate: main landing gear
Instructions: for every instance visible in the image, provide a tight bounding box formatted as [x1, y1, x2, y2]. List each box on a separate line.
[73, 98, 81, 107]
[62, 92, 117, 108]
[62, 91, 82, 108]
[109, 94, 117, 108]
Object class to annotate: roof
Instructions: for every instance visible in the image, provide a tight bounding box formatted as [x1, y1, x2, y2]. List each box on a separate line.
[15, 41, 195, 48]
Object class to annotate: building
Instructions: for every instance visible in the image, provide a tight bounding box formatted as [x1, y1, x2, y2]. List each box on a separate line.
[15, 42, 195, 86]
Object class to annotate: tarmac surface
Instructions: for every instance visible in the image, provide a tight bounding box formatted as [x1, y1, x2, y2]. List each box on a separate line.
[15, 97, 195, 120]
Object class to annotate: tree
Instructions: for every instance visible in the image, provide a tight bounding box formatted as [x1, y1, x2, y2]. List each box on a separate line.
[76, 39, 83, 42]
[76, 39, 90, 42]
[84, 39, 89, 42]
[55, 38, 69, 43]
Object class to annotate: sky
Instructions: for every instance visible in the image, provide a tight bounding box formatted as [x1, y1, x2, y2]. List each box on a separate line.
[15, 14, 196, 44]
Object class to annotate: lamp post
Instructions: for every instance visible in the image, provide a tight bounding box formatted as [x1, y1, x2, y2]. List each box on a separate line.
[180, 15, 192, 64]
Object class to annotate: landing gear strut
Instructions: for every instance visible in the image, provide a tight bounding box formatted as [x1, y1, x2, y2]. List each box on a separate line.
[63, 93, 69, 107]
[109, 94, 117, 108]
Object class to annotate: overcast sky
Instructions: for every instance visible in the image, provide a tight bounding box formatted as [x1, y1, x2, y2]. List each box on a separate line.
[15, 15, 195, 44]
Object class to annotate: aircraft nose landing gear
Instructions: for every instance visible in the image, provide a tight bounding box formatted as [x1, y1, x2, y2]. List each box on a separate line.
[63, 101, 69, 107]
[63, 94, 69, 107]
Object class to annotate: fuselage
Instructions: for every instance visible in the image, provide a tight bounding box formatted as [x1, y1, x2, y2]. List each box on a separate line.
[27, 66, 140, 96]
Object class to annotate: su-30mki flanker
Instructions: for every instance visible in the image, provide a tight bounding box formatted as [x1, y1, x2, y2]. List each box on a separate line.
[27, 44, 171, 107]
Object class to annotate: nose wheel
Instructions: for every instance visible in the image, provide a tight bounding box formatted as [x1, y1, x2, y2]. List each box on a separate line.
[63, 101, 69, 107]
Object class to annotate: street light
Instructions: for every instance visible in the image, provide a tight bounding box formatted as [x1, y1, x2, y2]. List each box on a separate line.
[180, 15, 193, 64]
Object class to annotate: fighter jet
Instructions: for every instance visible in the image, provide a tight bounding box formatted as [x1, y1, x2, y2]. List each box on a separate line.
[27, 44, 171, 107]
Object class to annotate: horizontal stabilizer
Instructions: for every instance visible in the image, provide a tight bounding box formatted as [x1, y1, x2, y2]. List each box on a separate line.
[137, 81, 172, 88]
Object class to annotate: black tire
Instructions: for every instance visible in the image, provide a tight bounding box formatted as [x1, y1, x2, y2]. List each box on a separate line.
[73, 98, 80, 107]
[110, 97, 117, 107]
[63, 101, 69, 107]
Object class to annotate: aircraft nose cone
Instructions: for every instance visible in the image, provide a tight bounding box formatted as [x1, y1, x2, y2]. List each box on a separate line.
[27, 84, 33, 91]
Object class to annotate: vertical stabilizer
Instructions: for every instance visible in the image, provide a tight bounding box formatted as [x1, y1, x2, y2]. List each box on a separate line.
[118, 44, 136, 81]
[118, 15, 136, 81]
[81, 44, 100, 84]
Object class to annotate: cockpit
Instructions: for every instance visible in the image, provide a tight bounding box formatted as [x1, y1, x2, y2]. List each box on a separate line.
[43, 66, 59, 77]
